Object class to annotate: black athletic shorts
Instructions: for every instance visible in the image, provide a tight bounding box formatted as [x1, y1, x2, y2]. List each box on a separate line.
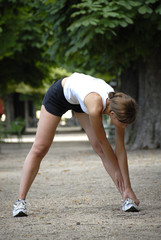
[42, 78, 84, 117]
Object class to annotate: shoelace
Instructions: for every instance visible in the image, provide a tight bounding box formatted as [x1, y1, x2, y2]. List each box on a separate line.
[121, 198, 136, 207]
[14, 200, 30, 209]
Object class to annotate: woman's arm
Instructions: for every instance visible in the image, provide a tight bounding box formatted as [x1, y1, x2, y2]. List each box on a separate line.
[115, 127, 131, 189]
[115, 127, 139, 204]
[84, 93, 124, 193]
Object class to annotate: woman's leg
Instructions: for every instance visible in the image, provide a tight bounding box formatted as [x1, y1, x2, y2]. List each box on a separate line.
[18, 105, 61, 200]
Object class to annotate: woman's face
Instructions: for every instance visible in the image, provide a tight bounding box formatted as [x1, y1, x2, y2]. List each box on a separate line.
[109, 111, 127, 129]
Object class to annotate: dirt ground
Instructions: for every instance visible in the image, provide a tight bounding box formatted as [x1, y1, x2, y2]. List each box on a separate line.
[0, 135, 161, 240]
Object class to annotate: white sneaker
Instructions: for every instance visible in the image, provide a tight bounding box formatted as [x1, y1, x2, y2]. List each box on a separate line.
[121, 198, 139, 212]
[13, 199, 28, 217]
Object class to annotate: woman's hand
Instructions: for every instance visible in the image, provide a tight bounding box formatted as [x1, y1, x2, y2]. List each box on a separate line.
[115, 170, 125, 195]
[122, 187, 140, 206]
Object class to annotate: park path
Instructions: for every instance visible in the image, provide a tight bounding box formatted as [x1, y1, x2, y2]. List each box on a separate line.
[0, 130, 161, 240]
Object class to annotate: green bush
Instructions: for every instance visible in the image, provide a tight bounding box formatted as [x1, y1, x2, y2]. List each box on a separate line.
[0, 117, 25, 141]
[8, 117, 25, 137]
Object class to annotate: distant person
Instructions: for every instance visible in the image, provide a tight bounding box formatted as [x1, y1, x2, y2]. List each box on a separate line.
[13, 72, 139, 217]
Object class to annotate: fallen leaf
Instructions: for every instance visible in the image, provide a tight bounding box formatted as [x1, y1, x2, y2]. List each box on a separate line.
[73, 200, 80, 204]
[63, 169, 70, 173]
[83, 198, 88, 202]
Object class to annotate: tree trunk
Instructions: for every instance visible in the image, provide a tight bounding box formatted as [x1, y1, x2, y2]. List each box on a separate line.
[132, 51, 161, 149]
[4, 94, 14, 128]
[24, 99, 30, 128]
[120, 64, 139, 145]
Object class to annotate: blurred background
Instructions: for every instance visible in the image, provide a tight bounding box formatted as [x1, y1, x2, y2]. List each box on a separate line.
[0, 0, 161, 149]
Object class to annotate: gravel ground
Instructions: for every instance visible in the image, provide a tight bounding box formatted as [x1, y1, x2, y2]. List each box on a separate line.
[0, 139, 161, 240]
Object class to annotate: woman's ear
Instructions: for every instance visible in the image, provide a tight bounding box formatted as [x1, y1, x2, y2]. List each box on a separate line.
[109, 111, 116, 119]
[109, 110, 114, 116]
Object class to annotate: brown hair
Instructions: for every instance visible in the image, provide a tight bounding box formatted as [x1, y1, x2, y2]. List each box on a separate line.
[108, 92, 138, 124]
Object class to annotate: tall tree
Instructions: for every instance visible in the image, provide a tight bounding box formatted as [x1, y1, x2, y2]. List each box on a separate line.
[0, 0, 52, 125]
[0, 0, 52, 93]
[40, 0, 161, 149]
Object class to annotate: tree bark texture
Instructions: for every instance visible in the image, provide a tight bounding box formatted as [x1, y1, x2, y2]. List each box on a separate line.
[133, 51, 161, 149]
[120, 50, 161, 149]
[4, 94, 14, 128]
[120, 64, 139, 145]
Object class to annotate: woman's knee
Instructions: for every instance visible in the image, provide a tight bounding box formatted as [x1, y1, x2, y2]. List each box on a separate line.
[31, 142, 50, 159]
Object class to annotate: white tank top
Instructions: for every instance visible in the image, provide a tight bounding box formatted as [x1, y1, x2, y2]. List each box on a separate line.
[63, 72, 114, 114]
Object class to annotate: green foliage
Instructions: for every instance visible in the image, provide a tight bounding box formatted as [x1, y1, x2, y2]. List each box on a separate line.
[8, 117, 25, 137]
[1, 0, 161, 92]
[49, 67, 72, 83]
[0, 117, 25, 140]
[39, 0, 161, 74]
[0, 0, 53, 94]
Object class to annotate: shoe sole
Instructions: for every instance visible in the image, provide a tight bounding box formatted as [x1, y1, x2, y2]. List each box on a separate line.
[125, 206, 139, 212]
[14, 211, 28, 217]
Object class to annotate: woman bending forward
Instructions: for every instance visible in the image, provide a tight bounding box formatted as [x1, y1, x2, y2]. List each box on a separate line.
[13, 72, 140, 217]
